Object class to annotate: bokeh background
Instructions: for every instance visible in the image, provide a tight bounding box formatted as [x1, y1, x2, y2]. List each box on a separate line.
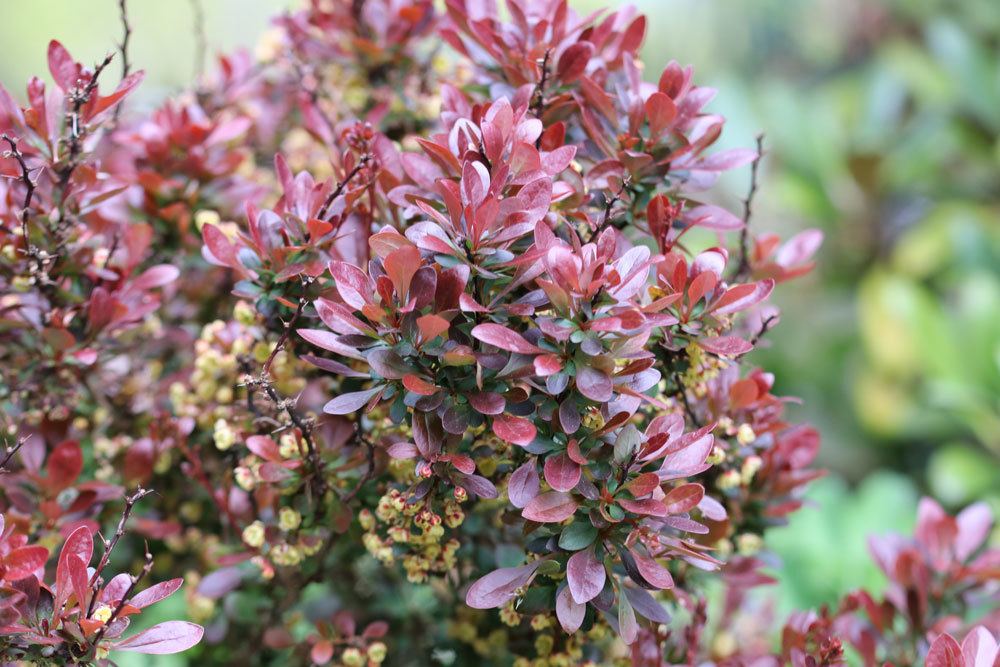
[2, 0, 997, 659]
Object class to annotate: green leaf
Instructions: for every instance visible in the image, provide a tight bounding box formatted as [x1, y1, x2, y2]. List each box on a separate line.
[558, 521, 598, 551]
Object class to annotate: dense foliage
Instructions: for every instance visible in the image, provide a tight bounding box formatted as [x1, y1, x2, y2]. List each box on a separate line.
[0, 1, 996, 665]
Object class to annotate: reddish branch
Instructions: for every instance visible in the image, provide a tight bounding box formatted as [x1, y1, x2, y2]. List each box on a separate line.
[1, 134, 37, 249]
[91, 544, 154, 648]
[317, 154, 371, 222]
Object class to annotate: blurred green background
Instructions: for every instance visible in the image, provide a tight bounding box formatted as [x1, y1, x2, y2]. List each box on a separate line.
[2, 0, 997, 654]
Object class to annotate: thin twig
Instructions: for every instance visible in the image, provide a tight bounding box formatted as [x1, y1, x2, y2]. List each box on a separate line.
[262, 298, 306, 376]
[91, 545, 153, 647]
[735, 134, 765, 280]
[585, 177, 630, 243]
[316, 155, 371, 222]
[58, 53, 115, 192]
[1, 134, 37, 249]
[0, 437, 26, 473]
[531, 49, 552, 123]
[190, 0, 207, 79]
[89, 487, 151, 588]
[113, 0, 132, 123]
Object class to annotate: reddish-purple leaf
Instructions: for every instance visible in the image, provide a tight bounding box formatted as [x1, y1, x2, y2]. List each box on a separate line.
[468, 392, 505, 415]
[961, 626, 998, 667]
[926, 632, 964, 667]
[2, 546, 49, 580]
[522, 492, 578, 523]
[544, 453, 581, 493]
[555, 585, 585, 633]
[955, 502, 992, 561]
[47, 440, 82, 491]
[556, 42, 594, 83]
[576, 366, 613, 402]
[47, 40, 79, 91]
[471, 323, 545, 354]
[699, 336, 753, 357]
[645, 92, 676, 139]
[113, 621, 205, 654]
[195, 567, 243, 599]
[323, 386, 384, 415]
[492, 414, 537, 447]
[566, 547, 605, 604]
[131, 264, 180, 290]
[56, 525, 93, 611]
[328, 261, 373, 310]
[383, 246, 422, 299]
[129, 579, 183, 609]
[617, 498, 667, 517]
[630, 550, 674, 589]
[663, 484, 704, 515]
[465, 561, 544, 609]
[508, 461, 540, 509]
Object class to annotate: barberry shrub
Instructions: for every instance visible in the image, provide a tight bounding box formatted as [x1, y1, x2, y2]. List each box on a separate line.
[0, 1, 995, 666]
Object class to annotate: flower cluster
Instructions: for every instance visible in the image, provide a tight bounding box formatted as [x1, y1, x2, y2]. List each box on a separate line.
[1, 1, 996, 665]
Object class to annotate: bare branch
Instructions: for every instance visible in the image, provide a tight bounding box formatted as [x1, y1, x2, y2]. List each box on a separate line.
[735, 134, 765, 280]
[0, 134, 37, 249]
[114, 0, 133, 123]
[0, 437, 26, 473]
[190, 0, 207, 79]
[316, 154, 371, 222]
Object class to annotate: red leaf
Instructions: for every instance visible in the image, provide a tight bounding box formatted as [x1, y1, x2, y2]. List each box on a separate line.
[416, 314, 450, 342]
[311, 639, 334, 665]
[56, 526, 93, 610]
[492, 414, 537, 447]
[522, 492, 578, 523]
[2, 546, 49, 580]
[663, 483, 704, 514]
[533, 354, 563, 376]
[645, 92, 676, 140]
[90, 70, 145, 117]
[383, 245, 422, 299]
[471, 323, 545, 354]
[402, 374, 438, 396]
[566, 547, 605, 604]
[556, 42, 594, 83]
[113, 621, 204, 654]
[131, 264, 179, 290]
[926, 632, 964, 667]
[543, 453, 581, 493]
[47, 40, 79, 91]
[465, 561, 544, 609]
[625, 472, 661, 498]
[47, 440, 82, 492]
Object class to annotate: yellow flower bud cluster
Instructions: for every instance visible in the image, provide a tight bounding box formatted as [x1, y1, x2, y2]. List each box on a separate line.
[681, 341, 727, 398]
[364, 489, 464, 582]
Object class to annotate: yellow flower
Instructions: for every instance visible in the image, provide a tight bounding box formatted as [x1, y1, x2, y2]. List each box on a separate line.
[242, 521, 266, 548]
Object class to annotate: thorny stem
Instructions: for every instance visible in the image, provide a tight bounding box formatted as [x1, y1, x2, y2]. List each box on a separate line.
[262, 298, 306, 376]
[0, 437, 26, 473]
[585, 176, 630, 244]
[58, 52, 115, 193]
[113, 0, 132, 124]
[317, 154, 371, 222]
[91, 545, 154, 648]
[0, 134, 36, 249]
[190, 0, 207, 79]
[735, 134, 765, 280]
[531, 49, 552, 124]
[89, 487, 151, 589]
